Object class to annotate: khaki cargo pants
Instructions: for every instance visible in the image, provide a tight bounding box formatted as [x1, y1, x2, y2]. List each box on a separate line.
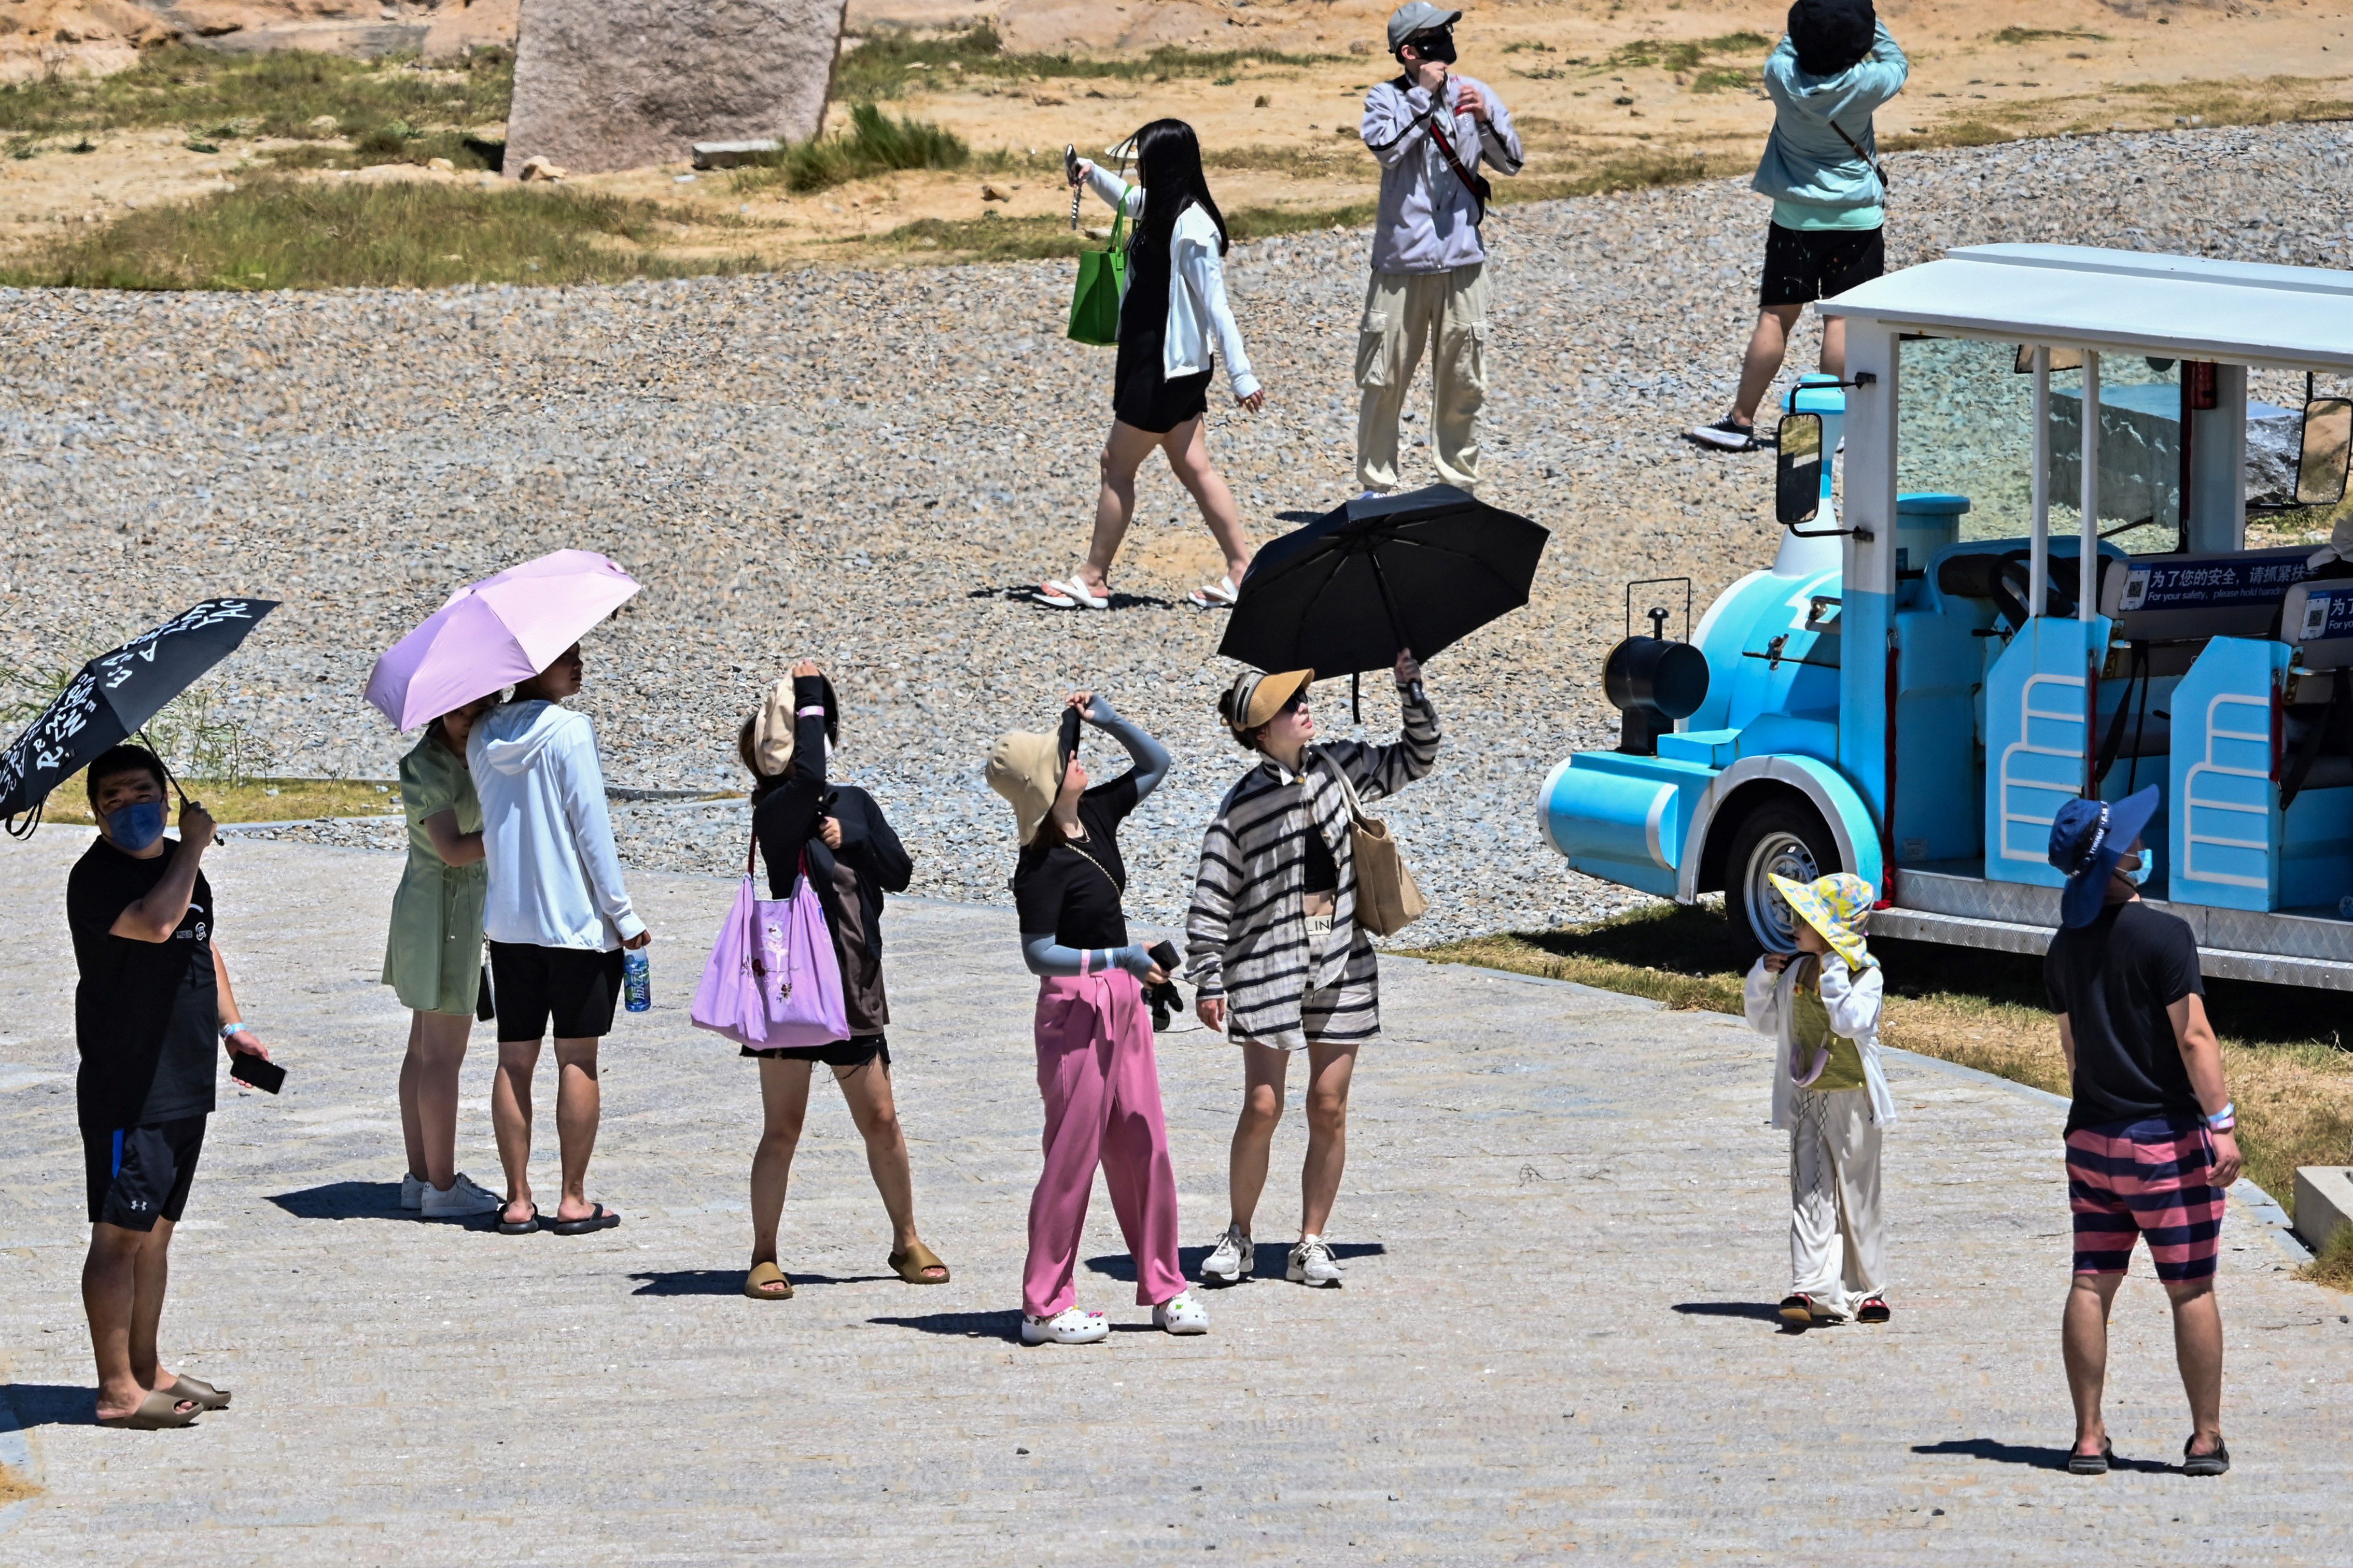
[1353, 263, 1490, 494]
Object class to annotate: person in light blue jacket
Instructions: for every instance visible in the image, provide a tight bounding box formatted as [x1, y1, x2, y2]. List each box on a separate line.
[1689, 0, 1908, 453]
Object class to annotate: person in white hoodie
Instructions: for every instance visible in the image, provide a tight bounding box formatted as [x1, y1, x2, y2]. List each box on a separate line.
[1742, 871, 1895, 1329]
[468, 641, 649, 1237]
[1045, 119, 1266, 613]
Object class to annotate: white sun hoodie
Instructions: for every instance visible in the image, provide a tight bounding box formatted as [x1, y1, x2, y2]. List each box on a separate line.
[469, 699, 645, 951]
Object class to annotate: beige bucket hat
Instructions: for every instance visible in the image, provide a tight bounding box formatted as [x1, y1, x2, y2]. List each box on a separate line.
[986, 729, 1062, 845]
[750, 679, 796, 778]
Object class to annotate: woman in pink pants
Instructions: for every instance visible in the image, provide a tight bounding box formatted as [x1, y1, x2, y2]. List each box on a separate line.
[987, 691, 1208, 1345]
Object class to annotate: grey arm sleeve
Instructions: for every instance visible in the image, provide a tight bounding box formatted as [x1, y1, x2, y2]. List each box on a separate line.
[1023, 931, 1153, 979]
[1087, 699, 1171, 801]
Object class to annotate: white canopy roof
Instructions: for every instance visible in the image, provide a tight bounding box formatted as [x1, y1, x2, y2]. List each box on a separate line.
[1820, 244, 2353, 373]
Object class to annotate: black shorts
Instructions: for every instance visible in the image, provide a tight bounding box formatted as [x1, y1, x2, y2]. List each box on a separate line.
[1112, 342, 1213, 434]
[84, 1115, 207, 1231]
[1760, 222, 1885, 307]
[489, 940, 626, 1042]
[742, 1032, 890, 1069]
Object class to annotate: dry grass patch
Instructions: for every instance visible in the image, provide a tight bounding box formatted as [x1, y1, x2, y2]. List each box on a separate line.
[2298, 1223, 2353, 1291]
[0, 1464, 38, 1507]
[36, 778, 403, 828]
[1413, 904, 2353, 1217]
[0, 175, 753, 291]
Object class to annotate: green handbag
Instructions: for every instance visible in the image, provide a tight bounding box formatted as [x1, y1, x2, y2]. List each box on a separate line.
[1067, 203, 1128, 347]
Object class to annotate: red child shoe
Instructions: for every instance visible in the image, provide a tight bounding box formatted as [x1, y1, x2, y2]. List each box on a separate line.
[1856, 1295, 1890, 1324]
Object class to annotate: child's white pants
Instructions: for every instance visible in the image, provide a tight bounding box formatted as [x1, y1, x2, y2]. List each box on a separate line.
[1789, 1086, 1885, 1314]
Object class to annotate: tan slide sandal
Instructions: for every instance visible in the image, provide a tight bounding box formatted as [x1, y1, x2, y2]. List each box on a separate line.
[889, 1241, 950, 1284]
[97, 1388, 202, 1429]
[169, 1375, 230, 1410]
[744, 1261, 793, 1301]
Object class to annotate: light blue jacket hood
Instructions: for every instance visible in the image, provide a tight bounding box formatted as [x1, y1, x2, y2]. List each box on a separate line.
[1749, 21, 1909, 218]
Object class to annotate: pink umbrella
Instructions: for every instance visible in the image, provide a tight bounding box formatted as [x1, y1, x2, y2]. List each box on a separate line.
[365, 549, 641, 731]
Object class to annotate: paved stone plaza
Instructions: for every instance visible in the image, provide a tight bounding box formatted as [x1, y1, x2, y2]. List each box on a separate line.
[3, 834, 2350, 1564]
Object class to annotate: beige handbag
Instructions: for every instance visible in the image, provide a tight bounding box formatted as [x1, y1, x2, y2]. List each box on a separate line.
[1320, 750, 1427, 936]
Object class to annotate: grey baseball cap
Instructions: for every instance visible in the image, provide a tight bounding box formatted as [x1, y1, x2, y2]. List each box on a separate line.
[1386, 2, 1462, 52]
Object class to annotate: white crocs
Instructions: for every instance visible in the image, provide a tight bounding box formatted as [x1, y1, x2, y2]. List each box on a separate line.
[1021, 1307, 1110, 1346]
[1200, 1224, 1253, 1285]
[1153, 1291, 1210, 1335]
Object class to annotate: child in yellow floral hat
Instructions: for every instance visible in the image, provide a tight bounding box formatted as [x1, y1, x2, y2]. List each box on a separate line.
[1742, 871, 1897, 1327]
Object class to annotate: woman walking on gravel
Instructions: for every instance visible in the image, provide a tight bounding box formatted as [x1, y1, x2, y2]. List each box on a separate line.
[1044, 119, 1266, 613]
[385, 695, 503, 1219]
[986, 690, 1208, 1344]
[737, 660, 948, 1302]
[1187, 652, 1438, 1289]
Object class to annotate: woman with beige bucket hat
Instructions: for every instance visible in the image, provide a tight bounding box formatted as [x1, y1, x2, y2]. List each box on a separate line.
[1187, 650, 1438, 1288]
[732, 660, 949, 1302]
[987, 690, 1208, 1345]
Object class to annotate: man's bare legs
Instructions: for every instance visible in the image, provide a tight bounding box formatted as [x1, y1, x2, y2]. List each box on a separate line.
[2063, 1269, 2225, 1460]
[82, 1219, 198, 1422]
[398, 1008, 473, 1191]
[1227, 1039, 1361, 1238]
[1728, 305, 1848, 429]
[1073, 416, 1252, 598]
[493, 1036, 610, 1227]
[748, 1055, 943, 1296]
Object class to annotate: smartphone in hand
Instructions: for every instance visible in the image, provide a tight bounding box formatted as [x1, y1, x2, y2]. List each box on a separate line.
[229, 1052, 286, 1095]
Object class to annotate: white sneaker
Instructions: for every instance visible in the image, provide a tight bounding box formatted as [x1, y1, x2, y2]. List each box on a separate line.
[400, 1173, 425, 1211]
[1153, 1291, 1210, 1335]
[1021, 1307, 1110, 1346]
[1200, 1224, 1254, 1284]
[1287, 1235, 1344, 1288]
[419, 1172, 503, 1218]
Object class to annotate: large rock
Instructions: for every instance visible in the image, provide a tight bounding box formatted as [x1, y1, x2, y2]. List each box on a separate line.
[505, 0, 849, 178]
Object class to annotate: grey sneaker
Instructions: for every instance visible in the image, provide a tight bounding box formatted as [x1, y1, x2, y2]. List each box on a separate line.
[1200, 1224, 1253, 1285]
[1287, 1235, 1344, 1288]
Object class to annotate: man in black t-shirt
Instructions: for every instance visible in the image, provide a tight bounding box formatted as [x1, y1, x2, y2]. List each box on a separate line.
[2043, 786, 2237, 1478]
[67, 745, 273, 1430]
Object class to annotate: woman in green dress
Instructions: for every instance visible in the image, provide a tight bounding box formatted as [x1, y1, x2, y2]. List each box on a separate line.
[384, 696, 502, 1219]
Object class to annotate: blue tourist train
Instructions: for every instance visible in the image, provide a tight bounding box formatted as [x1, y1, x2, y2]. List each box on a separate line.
[1540, 244, 2353, 988]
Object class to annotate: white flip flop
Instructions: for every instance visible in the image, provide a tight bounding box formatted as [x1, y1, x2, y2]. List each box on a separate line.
[1037, 577, 1109, 611]
[1188, 576, 1239, 610]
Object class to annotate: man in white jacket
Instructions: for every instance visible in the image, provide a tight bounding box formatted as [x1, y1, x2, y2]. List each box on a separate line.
[468, 642, 649, 1236]
[1357, 2, 1522, 496]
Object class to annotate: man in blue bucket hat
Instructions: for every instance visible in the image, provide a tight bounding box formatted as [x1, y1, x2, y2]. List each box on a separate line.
[2042, 784, 2238, 1478]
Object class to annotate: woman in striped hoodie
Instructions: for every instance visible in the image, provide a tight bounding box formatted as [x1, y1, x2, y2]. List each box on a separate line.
[1186, 649, 1438, 1288]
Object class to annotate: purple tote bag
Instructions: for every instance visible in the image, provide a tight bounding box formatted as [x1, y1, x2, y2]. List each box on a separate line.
[691, 840, 849, 1050]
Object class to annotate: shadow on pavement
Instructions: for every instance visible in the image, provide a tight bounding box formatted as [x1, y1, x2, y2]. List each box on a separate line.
[0, 1384, 94, 1429]
[1912, 1437, 2175, 1475]
[869, 1310, 1023, 1341]
[1091, 1240, 1387, 1283]
[1672, 1302, 1795, 1324]
[264, 1181, 402, 1219]
[629, 1269, 893, 1295]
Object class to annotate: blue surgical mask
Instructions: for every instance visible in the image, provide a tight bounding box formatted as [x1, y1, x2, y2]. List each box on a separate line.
[105, 800, 166, 852]
[2121, 852, 2152, 887]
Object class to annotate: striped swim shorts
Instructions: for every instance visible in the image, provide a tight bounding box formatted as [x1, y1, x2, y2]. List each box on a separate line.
[2065, 1113, 2225, 1281]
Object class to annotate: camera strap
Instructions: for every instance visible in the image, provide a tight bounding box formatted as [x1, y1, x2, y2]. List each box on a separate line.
[1827, 116, 1892, 193]
[1423, 89, 1492, 225]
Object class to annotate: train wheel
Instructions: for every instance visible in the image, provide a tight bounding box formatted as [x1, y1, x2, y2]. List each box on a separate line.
[1724, 800, 1839, 963]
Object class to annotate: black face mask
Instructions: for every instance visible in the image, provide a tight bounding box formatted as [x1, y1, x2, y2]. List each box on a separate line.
[1405, 27, 1456, 64]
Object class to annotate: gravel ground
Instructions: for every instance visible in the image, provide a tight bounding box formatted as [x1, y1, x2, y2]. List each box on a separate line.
[5, 122, 2351, 944]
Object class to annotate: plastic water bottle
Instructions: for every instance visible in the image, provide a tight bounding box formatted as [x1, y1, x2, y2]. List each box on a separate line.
[623, 948, 651, 1012]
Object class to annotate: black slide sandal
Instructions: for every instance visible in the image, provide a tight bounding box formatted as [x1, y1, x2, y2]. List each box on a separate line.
[549, 1203, 621, 1236]
[2067, 1437, 2114, 1476]
[498, 1204, 541, 1236]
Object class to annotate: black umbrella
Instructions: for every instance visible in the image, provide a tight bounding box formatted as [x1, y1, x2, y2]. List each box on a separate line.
[1, 597, 280, 836]
[1218, 486, 1549, 713]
